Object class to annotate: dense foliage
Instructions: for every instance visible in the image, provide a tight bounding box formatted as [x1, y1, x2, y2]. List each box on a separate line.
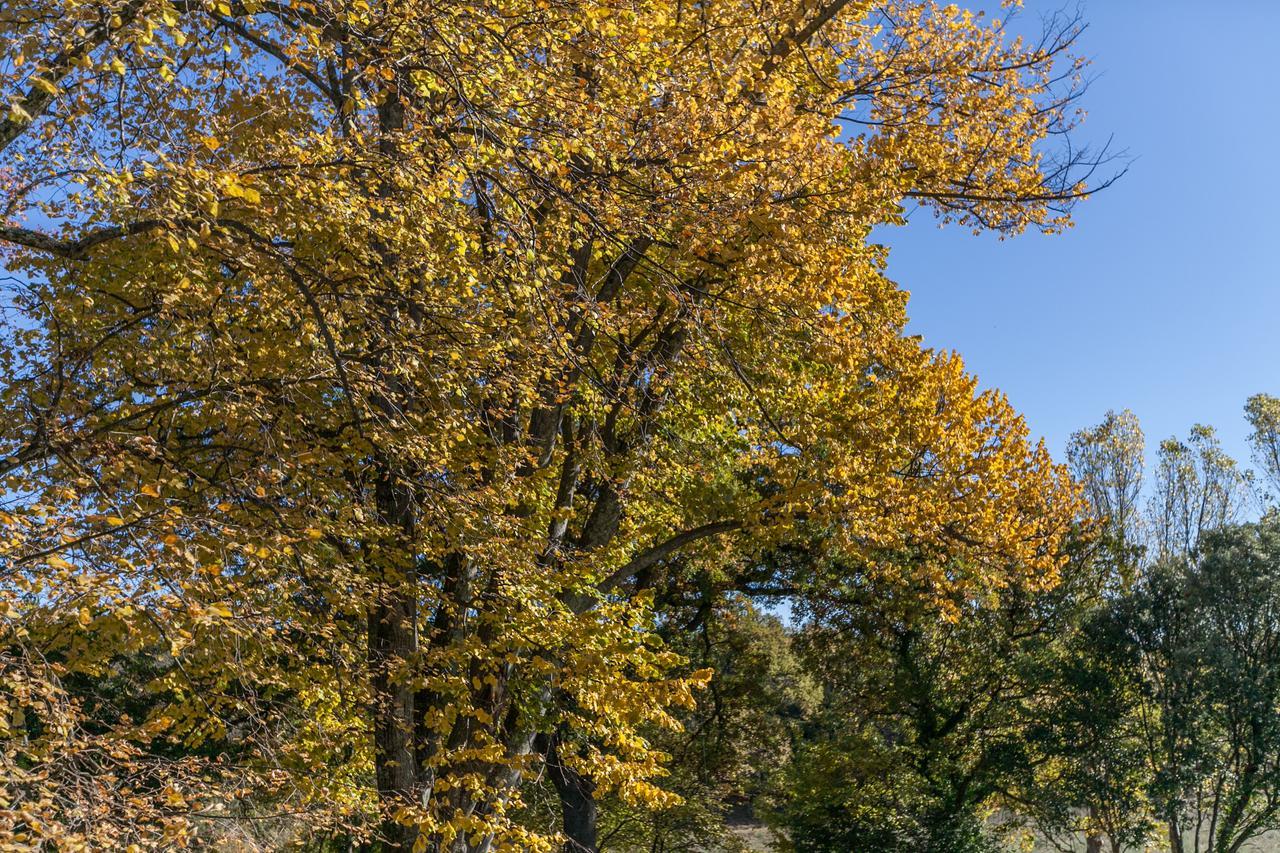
[9, 1, 1277, 853]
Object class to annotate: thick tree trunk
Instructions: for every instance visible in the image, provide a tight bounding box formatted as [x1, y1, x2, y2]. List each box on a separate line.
[541, 731, 599, 853]
[360, 68, 421, 852]
[369, 468, 420, 850]
[369, 593, 419, 849]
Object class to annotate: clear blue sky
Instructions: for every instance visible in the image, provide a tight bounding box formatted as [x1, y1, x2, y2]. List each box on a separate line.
[880, 1, 1280, 471]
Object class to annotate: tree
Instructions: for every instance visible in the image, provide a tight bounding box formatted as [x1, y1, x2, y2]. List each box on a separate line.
[1148, 426, 1251, 563]
[1026, 582, 1157, 853]
[2, 0, 1099, 849]
[1067, 409, 1146, 584]
[529, 599, 818, 853]
[1060, 410, 1152, 853]
[1112, 519, 1280, 853]
[1245, 393, 1280, 504]
[772, 543, 1095, 853]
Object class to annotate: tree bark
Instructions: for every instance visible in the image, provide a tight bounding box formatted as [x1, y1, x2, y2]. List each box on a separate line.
[1168, 818, 1184, 853]
[541, 731, 599, 853]
[1085, 804, 1103, 853]
[369, 592, 419, 849]
[369, 467, 420, 849]
[364, 78, 422, 849]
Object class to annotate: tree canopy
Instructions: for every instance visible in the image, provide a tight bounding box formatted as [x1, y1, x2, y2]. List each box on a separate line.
[1, 0, 1104, 849]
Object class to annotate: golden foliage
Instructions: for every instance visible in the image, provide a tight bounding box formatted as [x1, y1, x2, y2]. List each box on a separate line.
[2, 0, 1088, 847]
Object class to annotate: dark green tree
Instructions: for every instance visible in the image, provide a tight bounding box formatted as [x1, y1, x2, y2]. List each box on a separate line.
[772, 545, 1098, 853]
[1122, 518, 1280, 853]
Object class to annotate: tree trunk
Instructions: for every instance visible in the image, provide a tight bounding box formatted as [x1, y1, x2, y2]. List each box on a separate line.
[1085, 804, 1103, 853]
[542, 731, 599, 853]
[369, 591, 418, 849]
[369, 469, 420, 850]
[1168, 818, 1184, 853]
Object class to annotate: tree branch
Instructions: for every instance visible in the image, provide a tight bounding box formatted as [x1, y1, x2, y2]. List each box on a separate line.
[597, 519, 743, 593]
[0, 0, 147, 154]
[0, 220, 171, 259]
[760, 0, 857, 80]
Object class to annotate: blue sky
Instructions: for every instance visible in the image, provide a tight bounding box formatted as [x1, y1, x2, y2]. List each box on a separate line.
[879, 1, 1280, 472]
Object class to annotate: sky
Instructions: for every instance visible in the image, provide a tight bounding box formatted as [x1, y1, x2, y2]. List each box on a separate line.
[878, 1, 1280, 473]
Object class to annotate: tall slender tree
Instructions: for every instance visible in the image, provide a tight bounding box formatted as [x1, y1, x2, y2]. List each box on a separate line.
[1148, 426, 1251, 562]
[1246, 394, 1280, 505]
[1067, 409, 1146, 586]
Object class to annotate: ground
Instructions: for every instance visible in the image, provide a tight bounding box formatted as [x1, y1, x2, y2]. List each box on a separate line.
[717, 822, 1280, 852]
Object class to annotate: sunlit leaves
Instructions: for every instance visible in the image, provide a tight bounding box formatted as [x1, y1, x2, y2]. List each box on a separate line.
[1, 0, 1092, 847]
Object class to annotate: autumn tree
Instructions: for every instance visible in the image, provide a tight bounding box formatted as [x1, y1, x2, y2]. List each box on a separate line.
[518, 598, 817, 853]
[2, 0, 1098, 849]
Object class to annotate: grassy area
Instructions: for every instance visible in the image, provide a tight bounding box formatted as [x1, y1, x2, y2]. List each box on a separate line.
[727, 824, 776, 852]
[1021, 828, 1280, 853]
[718, 822, 1280, 853]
